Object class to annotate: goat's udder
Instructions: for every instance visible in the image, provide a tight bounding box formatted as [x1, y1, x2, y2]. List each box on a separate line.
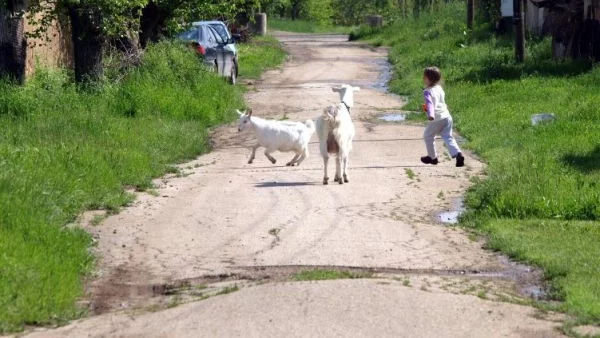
[326, 133, 340, 154]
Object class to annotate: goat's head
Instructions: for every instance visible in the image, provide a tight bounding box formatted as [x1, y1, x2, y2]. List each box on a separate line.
[237, 109, 253, 132]
[332, 84, 360, 109]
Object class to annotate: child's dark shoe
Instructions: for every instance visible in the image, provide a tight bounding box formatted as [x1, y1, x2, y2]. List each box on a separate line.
[421, 156, 438, 165]
[455, 153, 465, 167]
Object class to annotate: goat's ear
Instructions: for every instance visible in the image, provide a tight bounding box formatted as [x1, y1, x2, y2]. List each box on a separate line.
[236, 109, 244, 116]
[247, 109, 253, 117]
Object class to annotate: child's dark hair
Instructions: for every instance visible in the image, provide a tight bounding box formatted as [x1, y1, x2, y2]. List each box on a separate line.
[424, 66, 442, 85]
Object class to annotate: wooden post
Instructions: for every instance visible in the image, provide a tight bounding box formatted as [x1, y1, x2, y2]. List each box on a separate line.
[252, 13, 267, 36]
[365, 15, 383, 28]
[467, 0, 475, 29]
[513, 0, 525, 62]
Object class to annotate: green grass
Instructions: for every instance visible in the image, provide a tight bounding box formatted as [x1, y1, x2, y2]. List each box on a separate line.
[293, 269, 373, 281]
[269, 18, 356, 34]
[0, 37, 284, 333]
[354, 1, 600, 324]
[238, 35, 287, 79]
[483, 219, 600, 322]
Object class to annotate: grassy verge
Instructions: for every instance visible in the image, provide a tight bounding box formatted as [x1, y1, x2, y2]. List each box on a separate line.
[353, 2, 600, 324]
[0, 37, 284, 333]
[269, 18, 356, 34]
[237, 35, 287, 79]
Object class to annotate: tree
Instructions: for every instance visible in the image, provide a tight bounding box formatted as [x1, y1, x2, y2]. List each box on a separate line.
[139, 0, 262, 48]
[26, 0, 146, 83]
[0, 0, 29, 84]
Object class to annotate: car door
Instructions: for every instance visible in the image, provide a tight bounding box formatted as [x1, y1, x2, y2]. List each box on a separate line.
[200, 25, 220, 63]
[207, 25, 234, 79]
[209, 23, 237, 57]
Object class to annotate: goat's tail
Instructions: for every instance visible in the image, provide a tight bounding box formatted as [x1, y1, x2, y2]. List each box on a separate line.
[323, 105, 337, 122]
[304, 119, 316, 133]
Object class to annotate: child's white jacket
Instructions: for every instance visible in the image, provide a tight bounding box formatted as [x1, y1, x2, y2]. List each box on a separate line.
[423, 84, 451, 120]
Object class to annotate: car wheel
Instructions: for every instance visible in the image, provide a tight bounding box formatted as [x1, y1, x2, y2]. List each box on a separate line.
[229, 64, 237, 85]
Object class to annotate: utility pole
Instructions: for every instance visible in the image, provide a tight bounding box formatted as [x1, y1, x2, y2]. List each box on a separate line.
[513, 0, 525, 62]
[467, 0, 474, 29]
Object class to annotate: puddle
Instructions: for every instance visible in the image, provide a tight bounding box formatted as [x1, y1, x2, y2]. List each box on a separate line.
[521, 285, 548, 300]
[439, 210, 461, 224]
[379, 113, 407, 122]
[531, 113, 556, 126]
[438, 198, 465, 225]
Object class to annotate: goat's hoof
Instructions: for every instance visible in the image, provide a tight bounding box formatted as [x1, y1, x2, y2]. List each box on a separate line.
[248, 160, 253, 164]
[271, 159, 277, 164]
[323, 178, 329, 185]
[338, 180, 343, 185]
[334, 177, 340, 183]
[343, 176, 349, 183]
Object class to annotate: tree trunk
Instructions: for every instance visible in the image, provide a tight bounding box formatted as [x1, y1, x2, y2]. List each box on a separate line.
[467, 0, 475, 29]
[0, 0, 29, 84]
[140, 1, 167, 49]
[414, 0, 422, 17]
[68, 4, 104, 83]
[291, 0, 301, 20]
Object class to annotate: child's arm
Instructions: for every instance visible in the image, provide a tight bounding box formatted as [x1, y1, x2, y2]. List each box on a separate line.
[423, 91, 435, 121]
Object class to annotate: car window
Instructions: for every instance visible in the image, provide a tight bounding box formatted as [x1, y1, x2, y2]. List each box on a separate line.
[208, 26, 225, 44]
[201, 26, 215, 44]
[209, 24, 230, 41]
[178, 28, 199, 41]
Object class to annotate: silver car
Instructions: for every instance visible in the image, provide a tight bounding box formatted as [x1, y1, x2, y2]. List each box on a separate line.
[178, 21, 239, 84]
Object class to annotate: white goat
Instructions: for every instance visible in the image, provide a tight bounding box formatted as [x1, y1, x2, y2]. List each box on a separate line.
[237, 109, 315, 166]
[315, 84, 360, 185]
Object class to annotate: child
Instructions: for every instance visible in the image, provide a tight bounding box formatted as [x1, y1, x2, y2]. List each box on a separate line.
[420, 66, 464, 167]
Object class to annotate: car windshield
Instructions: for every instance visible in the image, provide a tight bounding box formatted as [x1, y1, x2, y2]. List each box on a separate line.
[209, 24, 230, 41]
[178, 28, 200, 41]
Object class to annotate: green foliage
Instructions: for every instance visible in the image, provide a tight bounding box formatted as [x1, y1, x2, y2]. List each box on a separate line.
[269, 18, 356, 34]
[166, 0, 262, 34]
[263, 0, 446, 26]
[0, 37, 284, 333]
[260, 0, 291, 17]
[26, 0, 147, 40]
[355, 0, 600, 323]
[299, 0, 333, 24]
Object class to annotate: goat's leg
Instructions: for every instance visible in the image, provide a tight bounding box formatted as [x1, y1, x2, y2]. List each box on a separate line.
[248, 144, 260, 164]
[334, 153, 343, 184]
[342, 154, 349, 183]
[286, 153, 301, 166]
[292, 148, 308, 166]
[322, 155, 329, 185]
[264, 149, 277, 164]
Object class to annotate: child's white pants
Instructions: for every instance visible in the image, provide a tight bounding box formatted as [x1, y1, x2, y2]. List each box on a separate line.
[423, 117, 461, 159]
